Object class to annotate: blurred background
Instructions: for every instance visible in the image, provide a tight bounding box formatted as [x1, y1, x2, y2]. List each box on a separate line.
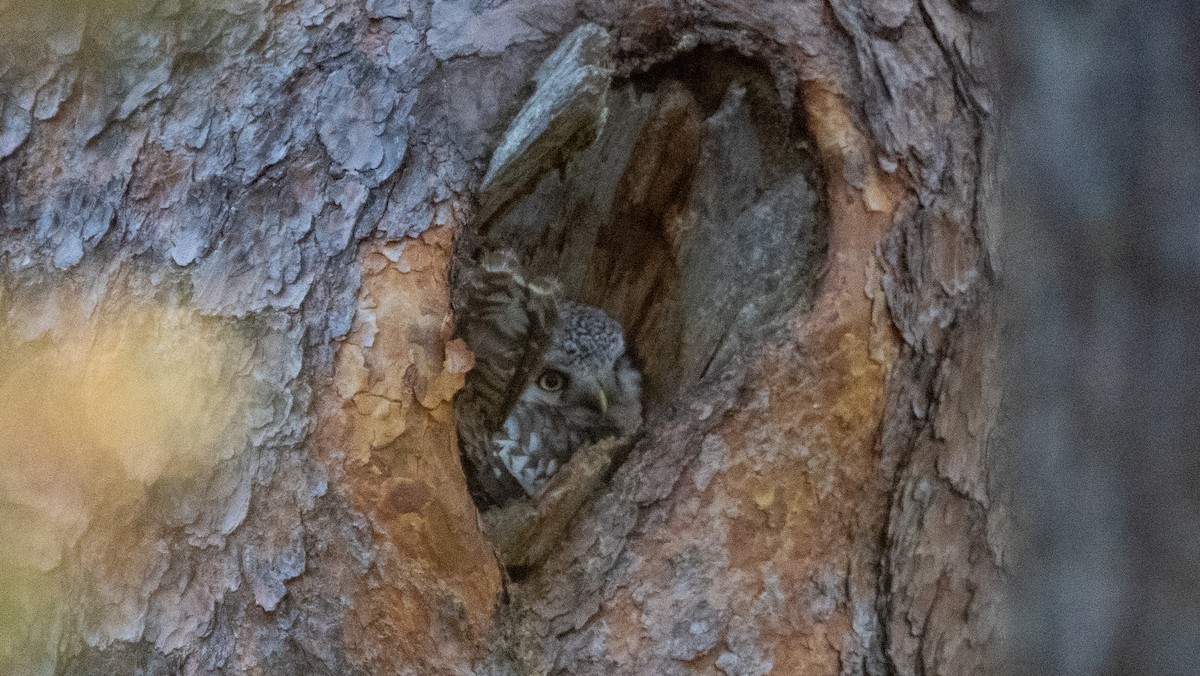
[1002, 2, 1200, 673]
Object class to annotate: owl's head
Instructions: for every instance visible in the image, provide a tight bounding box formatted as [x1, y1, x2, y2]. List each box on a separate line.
[519, 302, 640, 432]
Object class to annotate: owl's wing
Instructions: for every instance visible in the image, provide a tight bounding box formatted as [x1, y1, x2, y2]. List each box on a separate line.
[454, 250, 560, 505]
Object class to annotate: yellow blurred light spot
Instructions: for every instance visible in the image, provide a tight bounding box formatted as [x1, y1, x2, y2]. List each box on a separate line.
[0, 303, 256, 669]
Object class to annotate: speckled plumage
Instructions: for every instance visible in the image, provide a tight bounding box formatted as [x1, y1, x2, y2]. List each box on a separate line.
[454, 252, 642, 507]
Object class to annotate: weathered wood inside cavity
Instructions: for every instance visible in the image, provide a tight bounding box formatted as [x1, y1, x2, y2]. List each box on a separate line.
[477, 24, 615, 224]
[475, 44, 825, 412]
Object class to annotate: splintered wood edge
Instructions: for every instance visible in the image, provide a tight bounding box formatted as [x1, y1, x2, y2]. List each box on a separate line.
[482, 436, 632, 569]
[476, 24, 614, 226]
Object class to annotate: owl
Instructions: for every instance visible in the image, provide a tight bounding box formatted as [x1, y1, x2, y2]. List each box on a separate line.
[454, 251, 642, 508]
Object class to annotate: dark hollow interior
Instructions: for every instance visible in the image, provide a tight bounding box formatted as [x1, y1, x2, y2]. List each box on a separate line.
[464, 49, 828, 416]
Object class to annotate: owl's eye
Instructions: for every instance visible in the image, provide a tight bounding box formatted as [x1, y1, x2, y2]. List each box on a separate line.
[537, 370, 567, 392]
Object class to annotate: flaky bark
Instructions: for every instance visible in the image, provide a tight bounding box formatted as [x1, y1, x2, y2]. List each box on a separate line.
[0, 0, 998, 674]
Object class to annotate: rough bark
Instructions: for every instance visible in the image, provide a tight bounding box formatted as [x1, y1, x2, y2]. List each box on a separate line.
[0, 0, 998, 674]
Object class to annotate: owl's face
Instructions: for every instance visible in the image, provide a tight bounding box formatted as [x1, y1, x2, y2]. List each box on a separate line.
[520, 350, 619, 420]
[515, 302, 640, 435]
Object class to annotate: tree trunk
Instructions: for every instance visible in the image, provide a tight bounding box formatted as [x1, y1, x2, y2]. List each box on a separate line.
[0, 1, 999, 674]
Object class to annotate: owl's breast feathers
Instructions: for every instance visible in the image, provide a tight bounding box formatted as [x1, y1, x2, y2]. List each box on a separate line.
[490, 376, 639, 496]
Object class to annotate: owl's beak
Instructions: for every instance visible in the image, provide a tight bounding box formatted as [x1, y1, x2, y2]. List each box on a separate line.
[594, 387, 608, 415]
